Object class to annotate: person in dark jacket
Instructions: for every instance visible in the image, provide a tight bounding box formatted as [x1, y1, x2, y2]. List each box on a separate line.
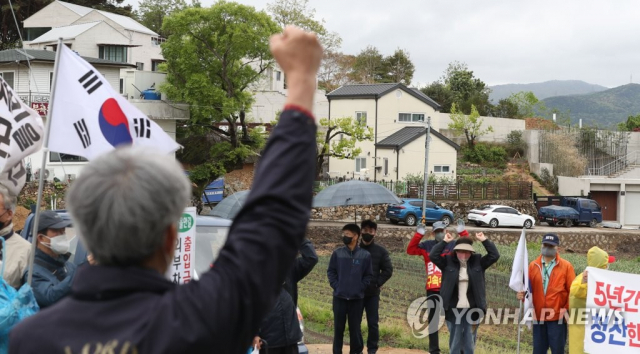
[328, 223, 373, 354]
[21, 210, 76, 308]
[429, 232, 500, 354]
[285, 238, 318, 306]
[253, 287, 302, 354]
[359, 220, 392, 354]
[10, 26, 323, 354]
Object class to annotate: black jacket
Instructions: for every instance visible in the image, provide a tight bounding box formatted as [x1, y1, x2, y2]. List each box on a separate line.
[258, 288, 303, 348]
[284, 239, 318, 306]
[327, 246, 373, 300]
[429, 240, 500, 314]
[360, 240, 393, 297]
[9, 109, 317, 354]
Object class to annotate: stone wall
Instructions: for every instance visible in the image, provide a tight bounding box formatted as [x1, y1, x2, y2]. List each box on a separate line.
[310, 199, 538, 222]
[306, 224, 640, 256]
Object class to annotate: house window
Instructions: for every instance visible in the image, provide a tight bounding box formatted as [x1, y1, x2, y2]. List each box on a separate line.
[151, 37, 166, 46]
[49, 152, 87, 162]
[49, 72, 54, 90]
[151, 60, 166, 72]
[355, 157, 367, 172]
[99, 46, 128, 63]
[434, 165, 451, 173]
[276, 71, 281, 81]
[0, 72, 15, 89]
[119, 78, 124, 94]
[398, 113, 426, 122]
[384, 158, 389, 176]
[24, 27, 51, 41]
[136, 62, 144, 71]
[356, 112, 367, 126]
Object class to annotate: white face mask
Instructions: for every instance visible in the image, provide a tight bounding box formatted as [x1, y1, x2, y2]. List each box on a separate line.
[43, 234, 73, 255]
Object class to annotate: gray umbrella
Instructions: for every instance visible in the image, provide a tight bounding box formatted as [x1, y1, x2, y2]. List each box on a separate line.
[313, 181, 402, 221]
[208, 190, 250, 220]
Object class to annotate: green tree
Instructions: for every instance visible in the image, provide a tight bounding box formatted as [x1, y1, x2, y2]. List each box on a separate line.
[507, 91, 547, 118]
[137, 0, 200, 37]
[492, 98, 519, 118]
[318, 51, 356, 92]
[316, 117, 374, 179]
[421, 81, 454, 113]
[160, 2, 280, 206]
[617, 114, 640, 131]
[353, 45, 385, 84]
[448, 103, 493, 148]
[381, 48, 414, 85]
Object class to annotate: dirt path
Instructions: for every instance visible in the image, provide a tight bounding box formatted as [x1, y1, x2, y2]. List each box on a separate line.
[305, 344, 426, 354]
[503, 162, 552, 195]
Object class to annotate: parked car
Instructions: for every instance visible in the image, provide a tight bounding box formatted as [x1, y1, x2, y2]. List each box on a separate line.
[537, 197, 602, 227]
[21, 210, 310, 353]
[467, 205, 535, 229]
[386, 199, 454, 226]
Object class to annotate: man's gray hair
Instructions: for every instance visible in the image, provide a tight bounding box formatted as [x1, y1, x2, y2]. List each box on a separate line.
[0, 184, 17, 212]
[67, 147, 191, 266]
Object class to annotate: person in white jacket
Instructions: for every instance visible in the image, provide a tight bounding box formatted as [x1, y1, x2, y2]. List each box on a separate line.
[0, 184, 31, 289]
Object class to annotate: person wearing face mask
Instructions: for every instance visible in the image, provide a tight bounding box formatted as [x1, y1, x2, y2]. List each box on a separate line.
[568, 246, 615, 354]
[406, 221, 458, 354]
[516, 233, 575, 354]
[22, 210, 76, 308]
[429, 232, 499, 354]
[358, 220, 393, 354]
[327, 223, 373, 354]
[0, 184, 32, 290]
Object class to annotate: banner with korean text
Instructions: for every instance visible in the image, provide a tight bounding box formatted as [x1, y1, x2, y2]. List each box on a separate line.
[585, 267, 640, 353]
[167, 207, 196, 285]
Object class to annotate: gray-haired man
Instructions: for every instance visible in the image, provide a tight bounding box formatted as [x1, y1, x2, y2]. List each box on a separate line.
[10, 26, 323, 354]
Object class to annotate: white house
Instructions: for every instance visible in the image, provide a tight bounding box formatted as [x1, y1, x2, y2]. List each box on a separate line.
[24, 1, 164, 72]
[325, 83, 458, 181]
[0, 49, 188, 182]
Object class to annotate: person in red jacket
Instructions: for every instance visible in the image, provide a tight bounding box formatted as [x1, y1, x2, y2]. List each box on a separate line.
[407, 220, 467, 353]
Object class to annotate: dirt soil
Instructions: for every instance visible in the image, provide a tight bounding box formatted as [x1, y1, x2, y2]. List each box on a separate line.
[13, 206, 30, 231]
[502, 162, 552, 195]
[305, 344, 425, 354]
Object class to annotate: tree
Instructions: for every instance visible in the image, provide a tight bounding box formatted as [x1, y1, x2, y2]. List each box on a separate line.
[160, 2, 280, 207]
[421, 82, 454, 113]
[492, 98, 519, 118]
[381, 48, 414, 85]
[353, 45, 385, 84]
[448, 103, 493, 148]
[617, 114, 640, 131]
[507, 91, 546, 119]
[137, 0, 200, 37]
[316, 117, 374, 179]
[1, 0, 135, 50]
[318, 51, 356, 92]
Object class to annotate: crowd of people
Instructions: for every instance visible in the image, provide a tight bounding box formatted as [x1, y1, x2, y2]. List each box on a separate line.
[0, 25, 620, 354]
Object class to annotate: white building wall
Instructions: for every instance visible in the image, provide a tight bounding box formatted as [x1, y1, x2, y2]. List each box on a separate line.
[23, 2, 81, 30]
[128, 32, 163, 71]
[435, 113, 526, 145]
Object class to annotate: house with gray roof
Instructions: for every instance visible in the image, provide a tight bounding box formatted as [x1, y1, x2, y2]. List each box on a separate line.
[325, 83, 458, 181]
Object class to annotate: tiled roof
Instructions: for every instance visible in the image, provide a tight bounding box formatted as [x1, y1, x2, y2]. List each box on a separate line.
[327, 83, 441, 110]
[376, 126, 460, 151]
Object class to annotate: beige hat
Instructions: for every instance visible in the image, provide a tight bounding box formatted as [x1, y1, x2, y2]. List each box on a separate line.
[453, 244, 475, 252]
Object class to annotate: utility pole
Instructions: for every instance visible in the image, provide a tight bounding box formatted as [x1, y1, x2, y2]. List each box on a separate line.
[421, 116, 431, 225]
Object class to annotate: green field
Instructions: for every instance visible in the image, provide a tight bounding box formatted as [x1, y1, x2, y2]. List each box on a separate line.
[298, 241, 640, 352]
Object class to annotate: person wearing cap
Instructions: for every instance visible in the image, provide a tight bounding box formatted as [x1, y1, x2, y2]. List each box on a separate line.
[21, 210, 76, 308]
[568, 247, 614, 354]
[429, 232, 500, 354]
[517, 233, 575, 354]
[406, 220, 459, 354]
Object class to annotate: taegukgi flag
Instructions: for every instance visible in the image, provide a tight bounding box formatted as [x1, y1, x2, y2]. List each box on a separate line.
[48, 45, 180, 160]
[509, 228, 534, 329]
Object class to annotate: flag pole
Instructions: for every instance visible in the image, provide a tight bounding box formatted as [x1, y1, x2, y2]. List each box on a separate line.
[26, 38, 63, 285]
[516, 297, 522, 354]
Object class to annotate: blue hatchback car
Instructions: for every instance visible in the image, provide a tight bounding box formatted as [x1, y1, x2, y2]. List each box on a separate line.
[386, 199, 454, 226]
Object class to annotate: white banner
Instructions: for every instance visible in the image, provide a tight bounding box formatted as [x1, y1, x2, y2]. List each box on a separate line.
[48, 45, 180, 160]
[584, 267, 640, 353]
[167, 207, 196, 285]
[509, 228, 533, 329]
[0, 77, 45, 195]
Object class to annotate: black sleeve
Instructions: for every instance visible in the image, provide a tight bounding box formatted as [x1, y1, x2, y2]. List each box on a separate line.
[377, 248, 393, 287]
[292, 239, 319, 283]
[480, 240, 500, 270]
[429, 240, 448, 271]
[172, 109, 316, 353]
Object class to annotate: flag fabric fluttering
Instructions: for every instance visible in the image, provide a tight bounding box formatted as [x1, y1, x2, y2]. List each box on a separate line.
[47, 45, 180, 160]
[509, 228, 533, 329]
[0, 77, 45, 195]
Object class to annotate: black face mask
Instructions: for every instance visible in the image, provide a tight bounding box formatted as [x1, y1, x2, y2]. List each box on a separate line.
[342, 235, 353, 245]
[362, 233, 374, 243]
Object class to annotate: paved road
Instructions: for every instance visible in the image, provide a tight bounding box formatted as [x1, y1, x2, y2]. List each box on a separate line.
[309, 220, 640, 234]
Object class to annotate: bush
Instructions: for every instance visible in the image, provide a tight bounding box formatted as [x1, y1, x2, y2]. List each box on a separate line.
[462, 143, 508, 167]
[506, 130, 527, 157]
[539, 168, 558, 193]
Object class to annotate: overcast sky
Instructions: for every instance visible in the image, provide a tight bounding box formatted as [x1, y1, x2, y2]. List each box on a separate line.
[123, 0, 640, 88]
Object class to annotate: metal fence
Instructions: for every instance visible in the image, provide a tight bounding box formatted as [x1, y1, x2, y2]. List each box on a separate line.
[314, 179, 533, 200]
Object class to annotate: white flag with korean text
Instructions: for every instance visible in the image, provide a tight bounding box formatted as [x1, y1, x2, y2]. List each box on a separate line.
[48, 45, 180, 160]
